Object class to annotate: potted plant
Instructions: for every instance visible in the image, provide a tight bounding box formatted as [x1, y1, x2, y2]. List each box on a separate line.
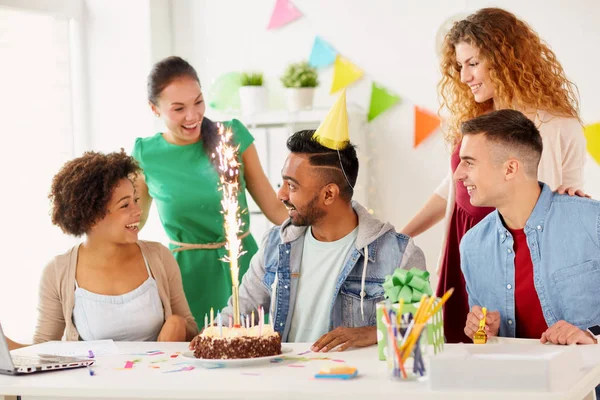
[239, 72, 268, 115]
[280, 61, 319, 112]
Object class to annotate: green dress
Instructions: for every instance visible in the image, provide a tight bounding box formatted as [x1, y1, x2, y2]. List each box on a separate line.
[132, 119, 259, 324]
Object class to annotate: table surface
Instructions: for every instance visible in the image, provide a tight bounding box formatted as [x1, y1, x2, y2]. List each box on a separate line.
[0, 342, 599, 400]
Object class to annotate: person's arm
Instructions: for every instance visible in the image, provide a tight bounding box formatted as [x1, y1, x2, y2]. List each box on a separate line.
[6, 337, 26, 350]
[135, 173, 153, 231]
[33, 260, 67, 344]
[398, 237, 427, 270]
[242, 144, 288, 225]
[159, 245, 199, 341]
[400, 172, 450, 237]
[558, 119, 586, 190]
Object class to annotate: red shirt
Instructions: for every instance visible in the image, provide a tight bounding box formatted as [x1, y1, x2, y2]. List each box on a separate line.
[508, 227, 548, 339]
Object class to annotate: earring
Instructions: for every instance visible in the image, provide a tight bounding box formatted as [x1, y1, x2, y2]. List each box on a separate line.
[155, 113, 160, 117]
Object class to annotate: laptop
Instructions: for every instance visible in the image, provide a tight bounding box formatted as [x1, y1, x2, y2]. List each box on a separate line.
[0, 323, 94, 375]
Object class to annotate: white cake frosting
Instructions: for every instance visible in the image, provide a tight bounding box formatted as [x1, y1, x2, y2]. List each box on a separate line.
[201, 324, 277, 339]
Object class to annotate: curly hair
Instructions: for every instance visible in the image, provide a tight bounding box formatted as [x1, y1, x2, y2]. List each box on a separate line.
[438, 7, 580, 146]
[49, 150, 141, 237]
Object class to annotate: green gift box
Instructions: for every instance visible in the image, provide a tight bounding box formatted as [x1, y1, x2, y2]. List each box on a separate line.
[376, 268, 445, 361]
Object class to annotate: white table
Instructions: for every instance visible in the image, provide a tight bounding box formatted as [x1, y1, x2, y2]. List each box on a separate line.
[1, 342, 599, 400]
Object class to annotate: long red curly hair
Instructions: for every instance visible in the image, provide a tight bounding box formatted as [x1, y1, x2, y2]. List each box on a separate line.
[438, 8, 580, 147]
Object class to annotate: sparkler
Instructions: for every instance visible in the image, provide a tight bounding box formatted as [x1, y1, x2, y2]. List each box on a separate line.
[212, 123, 246, 326]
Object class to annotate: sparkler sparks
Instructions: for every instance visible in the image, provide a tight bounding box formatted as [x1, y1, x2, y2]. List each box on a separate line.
[212, 123, 247, 325]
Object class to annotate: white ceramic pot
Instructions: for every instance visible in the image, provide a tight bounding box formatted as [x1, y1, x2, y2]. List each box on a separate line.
[239, 86, 268, 116]
[285, 88, 315, 112]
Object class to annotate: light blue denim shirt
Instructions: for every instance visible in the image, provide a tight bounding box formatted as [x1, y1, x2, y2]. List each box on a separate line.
[460, 183, 600, 337]
[221, 201, 427, 341]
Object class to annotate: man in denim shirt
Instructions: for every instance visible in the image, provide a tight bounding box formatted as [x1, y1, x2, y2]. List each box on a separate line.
[220, 129, 426, 351]
[456, 109, 600, 347]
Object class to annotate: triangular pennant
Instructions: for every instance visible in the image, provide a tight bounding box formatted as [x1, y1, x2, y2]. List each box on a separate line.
[584, 123, 600, 165]
[313, 90, 349, 150]
[308, 36, 337, 68]
[368, 82, 401, 122]
[267, 0, 303, 30]
[414, 106, 440, 148]
[330, 55, 364, 94]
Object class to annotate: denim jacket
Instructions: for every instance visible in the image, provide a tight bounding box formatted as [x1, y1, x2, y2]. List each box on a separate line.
[221, 201, 426, 341]
[460, 183, 600, 337]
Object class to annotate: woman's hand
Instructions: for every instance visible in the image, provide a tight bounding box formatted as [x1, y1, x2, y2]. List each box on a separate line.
[157, 315, 187, 342]
[556, 185, 591, 198]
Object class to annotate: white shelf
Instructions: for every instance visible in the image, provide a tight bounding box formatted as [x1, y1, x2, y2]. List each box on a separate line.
[241, 109, 330, 127]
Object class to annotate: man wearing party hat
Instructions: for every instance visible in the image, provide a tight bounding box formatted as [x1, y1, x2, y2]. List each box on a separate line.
[220, 90, 426, 351]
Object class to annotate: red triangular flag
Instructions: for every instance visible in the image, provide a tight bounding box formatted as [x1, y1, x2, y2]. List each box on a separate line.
[267, 0, 303, 30]
[414, 106, 440, 148]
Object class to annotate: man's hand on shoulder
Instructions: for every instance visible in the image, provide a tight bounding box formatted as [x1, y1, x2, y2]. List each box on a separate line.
[540, 320, 597, 345]
[311, 326, 376, 352]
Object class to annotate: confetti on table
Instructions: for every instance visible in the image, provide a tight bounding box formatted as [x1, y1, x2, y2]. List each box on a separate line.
[331, 359, 345, 363]
[270, 358, 284, 364]
[149, 365, 161, 369]
[297, 350, 311, 355]
[164, 366, 195, 373]
[288, 364, 305, 368]
[281, 356, 331, 362]
[146, 351, 165, 356]
[170, 353, 181, 359]
[124, 361, 134, 369]
[150, 359, 168, 364]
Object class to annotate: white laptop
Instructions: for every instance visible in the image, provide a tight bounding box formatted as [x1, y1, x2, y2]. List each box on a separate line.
[0, 323, 94, 375]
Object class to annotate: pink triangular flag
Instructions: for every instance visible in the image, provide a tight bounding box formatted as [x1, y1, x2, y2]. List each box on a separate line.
[267, 0, 302, 30]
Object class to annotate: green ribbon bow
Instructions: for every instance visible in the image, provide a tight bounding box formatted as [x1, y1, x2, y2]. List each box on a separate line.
[382, 267, 433, 304]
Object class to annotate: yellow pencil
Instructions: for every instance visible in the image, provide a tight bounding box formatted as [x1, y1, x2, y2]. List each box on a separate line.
[396, 298, 405, 326]
[426, 288, 454, 321]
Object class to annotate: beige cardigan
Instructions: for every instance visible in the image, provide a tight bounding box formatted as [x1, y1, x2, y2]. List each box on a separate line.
[33, 240, 198, 343]
[433, 111, 586, 272]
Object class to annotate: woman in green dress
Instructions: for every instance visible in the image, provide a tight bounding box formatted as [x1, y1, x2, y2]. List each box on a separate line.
[133, 56, 288, 323]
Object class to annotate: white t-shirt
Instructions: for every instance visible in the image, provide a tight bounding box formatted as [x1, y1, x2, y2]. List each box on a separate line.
[287, 226, 359, 342]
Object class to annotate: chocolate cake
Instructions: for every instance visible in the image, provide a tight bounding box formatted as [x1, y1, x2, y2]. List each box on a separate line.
[193, 325, 281, 359]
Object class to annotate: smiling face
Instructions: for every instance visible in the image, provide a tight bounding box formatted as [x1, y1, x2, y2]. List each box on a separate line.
[455, 42, 495, 104]
[151, 76, 205, 145]
[89, 178, 142, 244]
[277, 153, 327, 226]
[453, 134, 508, 208]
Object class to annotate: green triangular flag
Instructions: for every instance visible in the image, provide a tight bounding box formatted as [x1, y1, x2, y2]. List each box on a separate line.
[368, 82, 401, 122]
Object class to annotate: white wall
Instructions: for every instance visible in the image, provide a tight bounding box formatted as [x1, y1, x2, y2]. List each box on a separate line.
[84, 0, 172, 246]
[170, 0, 600, 282]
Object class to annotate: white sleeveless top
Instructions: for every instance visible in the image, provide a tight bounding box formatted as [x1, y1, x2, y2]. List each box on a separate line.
[72, 254, 164, 341]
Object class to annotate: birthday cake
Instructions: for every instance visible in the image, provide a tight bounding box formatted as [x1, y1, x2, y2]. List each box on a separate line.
[193, 325, 281, 359]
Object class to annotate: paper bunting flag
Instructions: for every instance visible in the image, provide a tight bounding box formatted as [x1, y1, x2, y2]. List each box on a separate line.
[414, 106, 440, 148]
[368, 82, 401, 122]
[207, 72, 241, 111]
[267, 0, 302, 30]
[584, 123, 600, 165]
[308, 36, 337, 68]
[313, 90, 349, 150]
[330, 55, 364, 94]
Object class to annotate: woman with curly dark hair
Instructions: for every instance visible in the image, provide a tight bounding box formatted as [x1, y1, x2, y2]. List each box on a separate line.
[6, 151, 197, 349]
[401, 8, 587, 343]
